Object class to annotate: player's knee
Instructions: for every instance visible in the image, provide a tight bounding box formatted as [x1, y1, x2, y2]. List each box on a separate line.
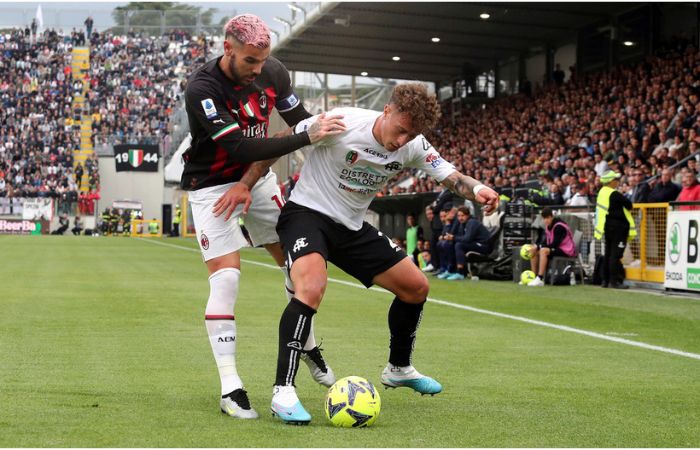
[401, 274, 429, 303]
[295, 279, 326, 308]
[206, 268, 240, 315]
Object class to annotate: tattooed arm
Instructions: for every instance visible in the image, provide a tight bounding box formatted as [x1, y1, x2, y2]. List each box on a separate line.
[440, 171, 500, 215]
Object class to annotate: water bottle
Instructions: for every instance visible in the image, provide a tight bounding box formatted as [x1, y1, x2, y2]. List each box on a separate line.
[569, 271, 576, 285]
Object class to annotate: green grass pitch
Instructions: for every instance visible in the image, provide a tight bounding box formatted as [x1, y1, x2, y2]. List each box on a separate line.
[1, 235, 699, 447]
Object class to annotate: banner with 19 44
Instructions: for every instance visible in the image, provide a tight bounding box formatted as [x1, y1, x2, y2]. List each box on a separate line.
[114, 145, 159, 172]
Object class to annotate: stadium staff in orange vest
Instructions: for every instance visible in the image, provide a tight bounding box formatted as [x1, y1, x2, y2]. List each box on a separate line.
[594, 170, 637, 289]
[180, 14, 345, 419]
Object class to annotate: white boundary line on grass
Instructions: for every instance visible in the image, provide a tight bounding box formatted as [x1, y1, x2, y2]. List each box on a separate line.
[139, 239, 700, 361]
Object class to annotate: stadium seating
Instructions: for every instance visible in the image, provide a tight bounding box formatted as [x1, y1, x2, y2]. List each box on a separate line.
[0, 27, 206, 217]
[385, 39, 700, 203]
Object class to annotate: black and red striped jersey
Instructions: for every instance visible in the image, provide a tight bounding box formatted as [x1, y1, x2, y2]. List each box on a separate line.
[181, 55, 309, 190]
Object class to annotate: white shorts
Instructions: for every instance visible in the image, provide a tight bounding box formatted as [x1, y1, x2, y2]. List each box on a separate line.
[188, 170, 285, 261]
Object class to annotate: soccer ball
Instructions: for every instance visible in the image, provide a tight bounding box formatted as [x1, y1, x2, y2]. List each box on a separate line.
[520, 244, 535, 260]
[325, 376, 381, 428]
[520, 270, 536, 285]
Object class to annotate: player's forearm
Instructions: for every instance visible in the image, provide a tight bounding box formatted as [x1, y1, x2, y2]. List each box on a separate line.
[238, 128, 294, 188]
[440, 171, 480, 201]
[222, 132, 310, 163]
[239, 159, 276, 189]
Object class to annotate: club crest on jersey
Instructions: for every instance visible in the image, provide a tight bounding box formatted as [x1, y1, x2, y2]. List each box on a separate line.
[201, 99, 218, 119]
[345, 151, 359, 165]
[385, 161, 403, 171]
[200, 233, 209, 250]
[293, 237, 308, 253]
[259, 93, 267, 109]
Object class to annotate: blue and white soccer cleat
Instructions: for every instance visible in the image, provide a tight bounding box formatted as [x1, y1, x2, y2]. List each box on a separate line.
[380, 364, 443, 396]
[270, 385, 311, 425]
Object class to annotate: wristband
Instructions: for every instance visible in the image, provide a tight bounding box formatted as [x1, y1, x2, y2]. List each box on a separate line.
[472, 184, 488, 196]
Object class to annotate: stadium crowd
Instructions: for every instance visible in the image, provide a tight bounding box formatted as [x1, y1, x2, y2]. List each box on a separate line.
[384, 39, 700, 208]
[0, 23, 207, 216]
[0, 26, 84, 214]
[87, 29, 208, 153]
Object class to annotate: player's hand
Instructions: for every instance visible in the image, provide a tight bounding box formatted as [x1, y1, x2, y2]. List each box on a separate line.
[213, 183, 252, 221]
[476, 186, 499, 216]
[307, 112, 346, 144]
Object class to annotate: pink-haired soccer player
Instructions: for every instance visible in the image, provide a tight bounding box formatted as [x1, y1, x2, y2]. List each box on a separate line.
[181, 14, 344, 419]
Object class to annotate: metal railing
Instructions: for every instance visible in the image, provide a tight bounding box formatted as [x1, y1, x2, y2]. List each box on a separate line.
[526, 202, 673, 283]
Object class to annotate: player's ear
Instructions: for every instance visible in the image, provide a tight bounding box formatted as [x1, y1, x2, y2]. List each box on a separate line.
[223, 38, 233, 55]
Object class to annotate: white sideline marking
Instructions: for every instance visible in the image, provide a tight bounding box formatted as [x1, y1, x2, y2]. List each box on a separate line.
[137, 238, 700, 361]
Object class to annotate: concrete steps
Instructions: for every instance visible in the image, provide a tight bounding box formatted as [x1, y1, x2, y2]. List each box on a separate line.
[71, 47, 94, 193]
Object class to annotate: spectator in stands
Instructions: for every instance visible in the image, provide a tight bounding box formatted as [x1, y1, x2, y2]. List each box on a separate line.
[84, 17, 93, 38]
[566, 182, 591, 207]
[552, 64, 565, 87]
[648, 168, 681, 203]
[626, 168, 650, 203]
[75, 162, 84, 190]
[447, 206, 493, 281]
[595, 171, 636, 289]
[525, 207, 577, 287]
[677, 169, 700, 210]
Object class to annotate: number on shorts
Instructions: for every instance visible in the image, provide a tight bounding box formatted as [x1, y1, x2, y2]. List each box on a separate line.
[271, 194, 285, 209]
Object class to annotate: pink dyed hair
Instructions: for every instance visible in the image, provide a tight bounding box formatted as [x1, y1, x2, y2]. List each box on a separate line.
[223, 14, 271, 49]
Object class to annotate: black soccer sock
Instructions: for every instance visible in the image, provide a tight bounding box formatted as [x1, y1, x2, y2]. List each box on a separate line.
[388, 297, 425, 367]
[275, 297, 316, 387]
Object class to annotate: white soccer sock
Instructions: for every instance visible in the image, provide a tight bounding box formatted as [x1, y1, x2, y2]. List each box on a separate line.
[280, 265, 317, 351]
[205, 268, 242, 396]
[280, 266, 295, 302]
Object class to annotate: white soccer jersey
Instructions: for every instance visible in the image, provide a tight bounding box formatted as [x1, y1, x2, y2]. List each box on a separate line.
[291, 107, 455, 230]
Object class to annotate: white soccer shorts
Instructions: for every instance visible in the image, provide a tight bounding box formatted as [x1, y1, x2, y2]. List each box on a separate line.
[188, 170, 285, 261]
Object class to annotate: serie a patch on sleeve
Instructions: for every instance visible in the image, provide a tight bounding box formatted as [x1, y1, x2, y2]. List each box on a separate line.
[201, 98, 218, 119]
[277, 93, 300, 112]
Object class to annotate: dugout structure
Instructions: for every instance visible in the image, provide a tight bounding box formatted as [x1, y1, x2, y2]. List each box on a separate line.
[131, 219, 163, 237]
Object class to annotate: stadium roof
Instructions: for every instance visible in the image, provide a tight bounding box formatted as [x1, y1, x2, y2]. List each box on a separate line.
[272, 2, 645, 82]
